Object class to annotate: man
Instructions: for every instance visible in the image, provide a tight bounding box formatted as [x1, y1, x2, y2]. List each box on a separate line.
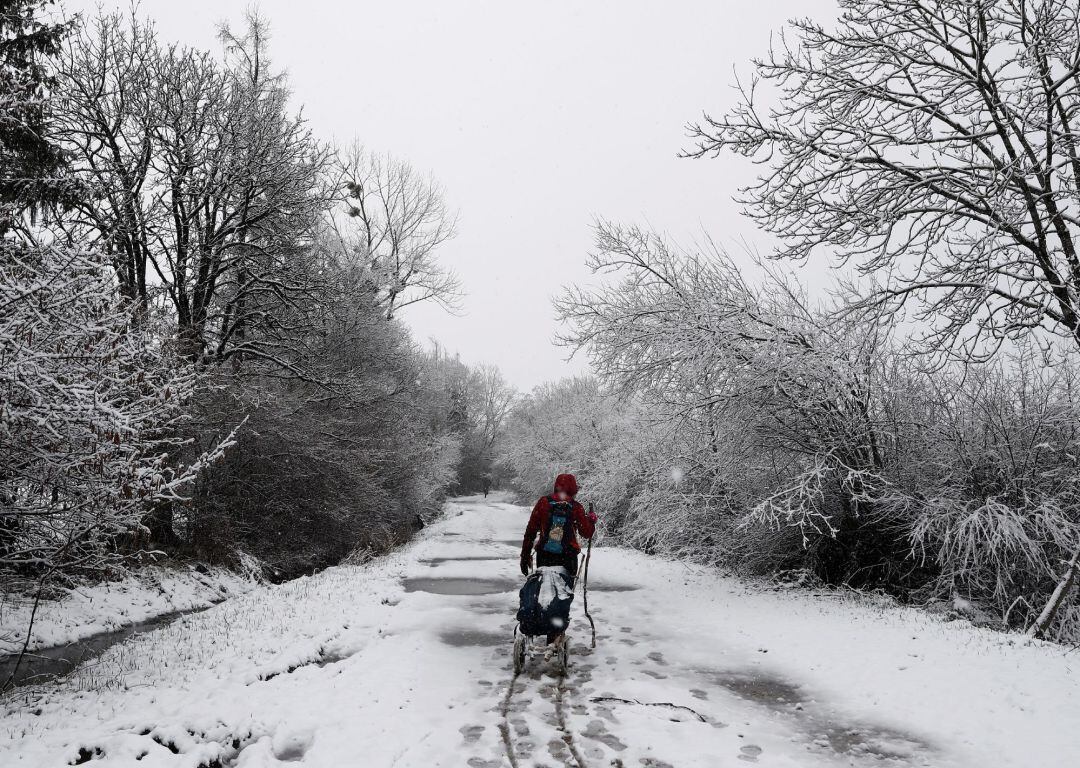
[520, 473, 597, 578]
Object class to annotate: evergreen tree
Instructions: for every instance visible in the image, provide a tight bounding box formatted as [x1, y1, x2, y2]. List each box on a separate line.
[0, 0, 70, 233]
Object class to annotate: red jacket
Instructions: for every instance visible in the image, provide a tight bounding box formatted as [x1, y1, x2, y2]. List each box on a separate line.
[521, 474, 595, 559]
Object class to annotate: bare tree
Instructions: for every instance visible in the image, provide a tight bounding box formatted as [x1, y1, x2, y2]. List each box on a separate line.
[685, 0, 1080, 636]
[334, 145, 461, 320]
[49, 11, 158, 308]
[471, 364, 517, 451]
[51, 11, 332, 369]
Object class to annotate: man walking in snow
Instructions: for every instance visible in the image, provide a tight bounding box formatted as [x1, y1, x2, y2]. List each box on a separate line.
[519, 473, 596, 578]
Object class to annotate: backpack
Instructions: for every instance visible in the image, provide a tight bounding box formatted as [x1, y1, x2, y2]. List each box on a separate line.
[541, 496, 573, 555]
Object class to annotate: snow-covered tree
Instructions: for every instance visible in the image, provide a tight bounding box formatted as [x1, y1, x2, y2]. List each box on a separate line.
[499, 376, 647, 523]
[552, 222, 1080, 639]
[0, 0, 72, 233]
[0, 247, 234, 580]
[181, 249, 463, 577]
[687, 0, 1080, 637]
[557, 222, 899, 580]
[51, 10, 332, 366]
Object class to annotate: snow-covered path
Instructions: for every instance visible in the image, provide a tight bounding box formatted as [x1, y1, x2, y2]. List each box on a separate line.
[1, 496, 1077, 767]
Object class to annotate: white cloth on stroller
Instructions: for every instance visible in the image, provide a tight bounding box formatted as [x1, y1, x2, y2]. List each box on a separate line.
[537, 565, 573, 611]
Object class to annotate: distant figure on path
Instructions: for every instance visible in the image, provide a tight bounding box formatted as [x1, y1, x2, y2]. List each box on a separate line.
[519, 473, 596, 578]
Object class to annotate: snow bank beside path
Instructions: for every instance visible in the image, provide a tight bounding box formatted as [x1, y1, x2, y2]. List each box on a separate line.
[0, 564, 258, 655]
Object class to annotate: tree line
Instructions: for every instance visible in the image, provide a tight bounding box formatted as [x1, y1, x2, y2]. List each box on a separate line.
[0, 0, 515, 607]
[499, 0, 1080, 644]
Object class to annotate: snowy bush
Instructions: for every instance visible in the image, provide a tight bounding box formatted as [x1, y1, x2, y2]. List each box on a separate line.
[874, 351, 1080, 633]
[545, 223, 1080, 642]
[499, 376, 646, 520]
[554, 223, 900, 580]
[177, 253, 467, 578]
[0, 246, 230, 584]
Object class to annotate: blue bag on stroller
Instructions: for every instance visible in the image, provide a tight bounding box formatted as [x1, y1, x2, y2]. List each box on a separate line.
[516, 566, 575, 637]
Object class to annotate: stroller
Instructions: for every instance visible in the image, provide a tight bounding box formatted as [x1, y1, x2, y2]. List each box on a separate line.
[513, 565, 575, 674]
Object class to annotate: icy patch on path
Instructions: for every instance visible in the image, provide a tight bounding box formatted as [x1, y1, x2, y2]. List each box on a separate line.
[402, 576, 517, 595]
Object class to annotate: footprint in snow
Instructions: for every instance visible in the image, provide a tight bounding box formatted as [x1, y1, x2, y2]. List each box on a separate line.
[582, 719, 628, 751]
[595, 705, 619, 724]
[459, 725, 485, 743]
[690, 688, 709, 700]
[585, 744, 606, 759]
[271, 727, 314, 762]
[738, 744, 763, 762]
[507, 698, 531, 713]
[547, 738, 571, 760]
[646, 651, 667, 666]
[643, 669, 668, 680]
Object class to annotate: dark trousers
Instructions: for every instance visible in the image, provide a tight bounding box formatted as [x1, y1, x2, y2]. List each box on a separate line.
[536, 548, 579, 578]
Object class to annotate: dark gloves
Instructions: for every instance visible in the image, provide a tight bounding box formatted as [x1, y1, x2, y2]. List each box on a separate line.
[520, 553, 532, 576]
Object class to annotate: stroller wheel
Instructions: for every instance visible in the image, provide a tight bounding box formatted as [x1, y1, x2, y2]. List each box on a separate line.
[513, 632, 526, 674]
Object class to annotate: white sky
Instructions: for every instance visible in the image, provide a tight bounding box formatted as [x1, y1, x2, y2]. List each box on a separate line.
[63, 0, 839, 391]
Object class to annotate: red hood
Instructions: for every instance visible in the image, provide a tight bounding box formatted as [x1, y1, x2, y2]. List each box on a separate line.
[553, 473, 579, 498]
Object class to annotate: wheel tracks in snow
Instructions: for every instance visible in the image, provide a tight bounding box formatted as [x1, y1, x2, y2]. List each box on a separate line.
[500, 651, 588, 768]
[498, 668, 522, 768]
[554, 669, 589, 768]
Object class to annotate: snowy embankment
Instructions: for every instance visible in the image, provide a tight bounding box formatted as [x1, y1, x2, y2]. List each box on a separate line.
[0, 495, 1077, 767]
[0, 563, 258, 655]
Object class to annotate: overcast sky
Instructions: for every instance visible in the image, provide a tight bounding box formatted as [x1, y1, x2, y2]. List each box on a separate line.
[63, 0, 839, 391]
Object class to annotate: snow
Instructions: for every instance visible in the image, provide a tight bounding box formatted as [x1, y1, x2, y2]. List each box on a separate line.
[0, 495, 1077, 767]
[0, 564, 258, 655]
[537, 565, 572, 610]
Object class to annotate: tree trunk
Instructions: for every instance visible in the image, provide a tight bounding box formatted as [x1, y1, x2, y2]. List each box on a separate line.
[1027, 545, 1080, 639]
[143, 503, 180, 550]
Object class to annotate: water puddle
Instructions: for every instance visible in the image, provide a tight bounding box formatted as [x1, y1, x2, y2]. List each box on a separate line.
[698, 667, 933, 761]
[586, 583, 641, 592]
[0, 605, 215, 690]
[439, 628, 507, 647]
[466, 601, 511, 615]
[402, 577, 518, 595]
[706, 669, 803, 706]
[419, 556, 508, 567]
[814, 723, 927, 760]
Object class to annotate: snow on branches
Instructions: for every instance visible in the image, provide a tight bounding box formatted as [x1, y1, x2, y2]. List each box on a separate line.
[552, 222, 1080, 640]
[0, 246, 235, 580]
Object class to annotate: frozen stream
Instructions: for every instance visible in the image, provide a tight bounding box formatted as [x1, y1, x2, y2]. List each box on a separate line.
[0, 605, 216, 690]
